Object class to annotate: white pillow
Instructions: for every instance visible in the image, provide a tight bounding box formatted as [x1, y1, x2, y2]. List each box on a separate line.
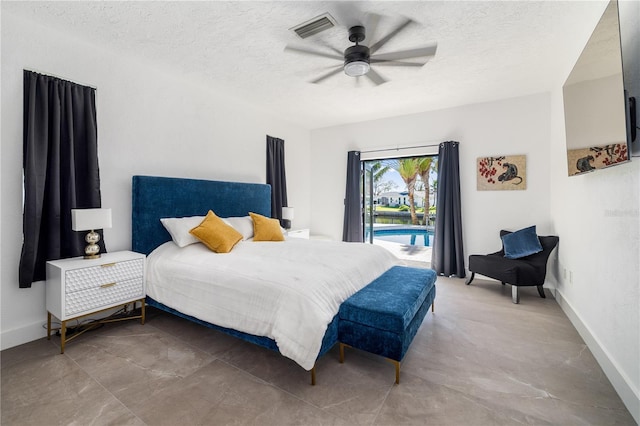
[160, 216, 205, 247]
[223, 216, 254, 240]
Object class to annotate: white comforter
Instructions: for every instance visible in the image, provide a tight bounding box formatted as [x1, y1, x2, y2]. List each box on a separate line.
[146, 238, 400, 370]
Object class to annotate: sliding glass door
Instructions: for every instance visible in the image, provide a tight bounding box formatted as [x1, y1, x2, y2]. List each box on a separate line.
[360, 156, 438, 249]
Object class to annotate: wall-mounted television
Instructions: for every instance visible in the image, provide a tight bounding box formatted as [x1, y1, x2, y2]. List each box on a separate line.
[563, 0, 638, 177]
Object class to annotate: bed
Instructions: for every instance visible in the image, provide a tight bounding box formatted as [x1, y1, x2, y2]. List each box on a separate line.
[131, 175, 399, 382]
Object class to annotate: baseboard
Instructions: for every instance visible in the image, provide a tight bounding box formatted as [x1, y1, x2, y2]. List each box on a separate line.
[1, 320, 48, 351]
[555, 289, 640, 424]
[1, 306, 134, 351]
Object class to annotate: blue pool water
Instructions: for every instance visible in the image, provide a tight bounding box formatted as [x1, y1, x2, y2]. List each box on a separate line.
[367, 227, 434, 246]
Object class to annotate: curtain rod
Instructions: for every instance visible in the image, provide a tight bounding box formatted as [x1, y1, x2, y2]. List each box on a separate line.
[23, 68, 98, 90]
[360, 142, 442, 154]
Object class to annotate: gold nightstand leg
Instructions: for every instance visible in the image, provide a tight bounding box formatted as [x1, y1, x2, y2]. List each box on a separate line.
[141, 299, 146, 325]
[60, 320, 66, 354]
[47, 312, 52, 340]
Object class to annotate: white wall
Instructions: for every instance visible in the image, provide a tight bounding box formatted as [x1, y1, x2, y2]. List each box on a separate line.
[0, 11, 311, 349]
[550, 85, 640, 422]
[310, 93, 554, 264]
[550, 67, 640, 426]
[547, 1, 640, 419]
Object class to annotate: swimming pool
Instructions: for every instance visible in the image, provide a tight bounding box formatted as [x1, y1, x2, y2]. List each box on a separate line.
[367, 227, 435, 246]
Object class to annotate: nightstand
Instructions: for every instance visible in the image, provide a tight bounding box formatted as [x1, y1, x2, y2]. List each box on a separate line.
[46, 250, 146, 353]
[286, 229, 310, 239]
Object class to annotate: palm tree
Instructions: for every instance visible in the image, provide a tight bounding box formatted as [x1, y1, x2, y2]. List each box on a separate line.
[395, 158, 420, 225]
[367, 161, 394, 196]
[417, 157, 435, 225]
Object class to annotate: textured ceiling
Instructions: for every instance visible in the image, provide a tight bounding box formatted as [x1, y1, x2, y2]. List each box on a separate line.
[3, 1, 606, 129]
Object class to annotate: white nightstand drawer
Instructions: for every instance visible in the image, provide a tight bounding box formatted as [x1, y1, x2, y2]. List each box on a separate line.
[65, 258, 144, 293]
[286, 229, 310, 239]
[66, 277, 144, 316]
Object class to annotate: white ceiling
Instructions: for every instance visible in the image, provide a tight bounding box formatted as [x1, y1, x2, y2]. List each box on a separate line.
[4, 1, 605, 129]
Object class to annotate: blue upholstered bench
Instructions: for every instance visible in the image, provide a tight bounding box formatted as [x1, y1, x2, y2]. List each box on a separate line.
[338, 266, 437, 384]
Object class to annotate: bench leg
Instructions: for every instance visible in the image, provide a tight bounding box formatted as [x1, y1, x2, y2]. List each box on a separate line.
[385, 359, 401, 384]
[310, 366, 316, 386]
[340, 343, 401, 384]
[537, 285, 546, 298]
[431, 300, 434, 313]
[512, 285, 520, 304]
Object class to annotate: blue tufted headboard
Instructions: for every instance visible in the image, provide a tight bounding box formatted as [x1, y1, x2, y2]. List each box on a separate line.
[132, 175, 271, 255]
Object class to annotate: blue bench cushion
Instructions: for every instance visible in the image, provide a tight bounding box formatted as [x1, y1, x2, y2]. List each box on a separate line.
[339, 266, 437, 334]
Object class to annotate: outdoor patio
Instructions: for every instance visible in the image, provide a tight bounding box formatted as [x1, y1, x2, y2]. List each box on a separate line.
[373, 238, 432, 266]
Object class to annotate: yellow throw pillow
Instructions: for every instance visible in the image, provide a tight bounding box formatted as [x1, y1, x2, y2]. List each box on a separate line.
[189, 210, 243, 253]
[249, 212, 285, 242]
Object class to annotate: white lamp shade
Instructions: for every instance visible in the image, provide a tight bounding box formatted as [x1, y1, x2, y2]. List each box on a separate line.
[71, 208, 112, 231]
[282, 207, 294, 220]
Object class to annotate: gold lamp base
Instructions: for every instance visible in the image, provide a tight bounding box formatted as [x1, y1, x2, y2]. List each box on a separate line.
[84, 230, 101, 259]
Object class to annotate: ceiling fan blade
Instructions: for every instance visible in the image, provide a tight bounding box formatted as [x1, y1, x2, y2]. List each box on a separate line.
[310, 67, 343, 84]
[284, 46, 343, 61]
[365, 68, 387, 86]
[370, 60, 425, 67]
[315, 41, 344, 57]
[364, 13, 381, 44]
[369, 18, 414, 54]
[332, 2, 364, 29]
[371, 45, 437, 62]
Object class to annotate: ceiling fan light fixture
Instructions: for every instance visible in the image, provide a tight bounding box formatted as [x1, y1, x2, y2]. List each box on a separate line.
[285, 17, 437, 85]
[344, 44, 371, 77]
[344, 60, 370, 77]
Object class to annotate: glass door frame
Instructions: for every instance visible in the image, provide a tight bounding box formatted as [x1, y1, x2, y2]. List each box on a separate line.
[360, 154, 439, 245]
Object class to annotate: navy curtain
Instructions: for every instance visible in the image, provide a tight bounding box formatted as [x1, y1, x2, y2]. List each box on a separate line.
[266, 135, 287, 224]
[19, 71, 103, 288]
[431, 141, 465, 277]
[342, 151, 363, 242]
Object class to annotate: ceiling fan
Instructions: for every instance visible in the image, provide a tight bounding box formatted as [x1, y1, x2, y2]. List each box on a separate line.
[285, 15, 437, 86]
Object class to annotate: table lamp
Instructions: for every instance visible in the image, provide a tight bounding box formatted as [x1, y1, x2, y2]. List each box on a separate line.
[282, 207, 294, 230]
[71, 208, 112, 259]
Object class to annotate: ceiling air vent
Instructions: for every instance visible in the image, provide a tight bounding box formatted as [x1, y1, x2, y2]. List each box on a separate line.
[290, 13, 336, 39]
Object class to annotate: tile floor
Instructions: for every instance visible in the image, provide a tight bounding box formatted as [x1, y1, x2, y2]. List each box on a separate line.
[1, 276, 635, 425]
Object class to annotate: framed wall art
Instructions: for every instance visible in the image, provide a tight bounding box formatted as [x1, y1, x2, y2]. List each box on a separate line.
[477, 155, 527, 191]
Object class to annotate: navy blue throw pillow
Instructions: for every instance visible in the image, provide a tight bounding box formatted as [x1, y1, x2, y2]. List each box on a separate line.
[501, 225, 543, 259]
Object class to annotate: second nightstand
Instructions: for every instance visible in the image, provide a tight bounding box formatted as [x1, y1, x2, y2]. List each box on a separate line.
[46, 250, 146, 353]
